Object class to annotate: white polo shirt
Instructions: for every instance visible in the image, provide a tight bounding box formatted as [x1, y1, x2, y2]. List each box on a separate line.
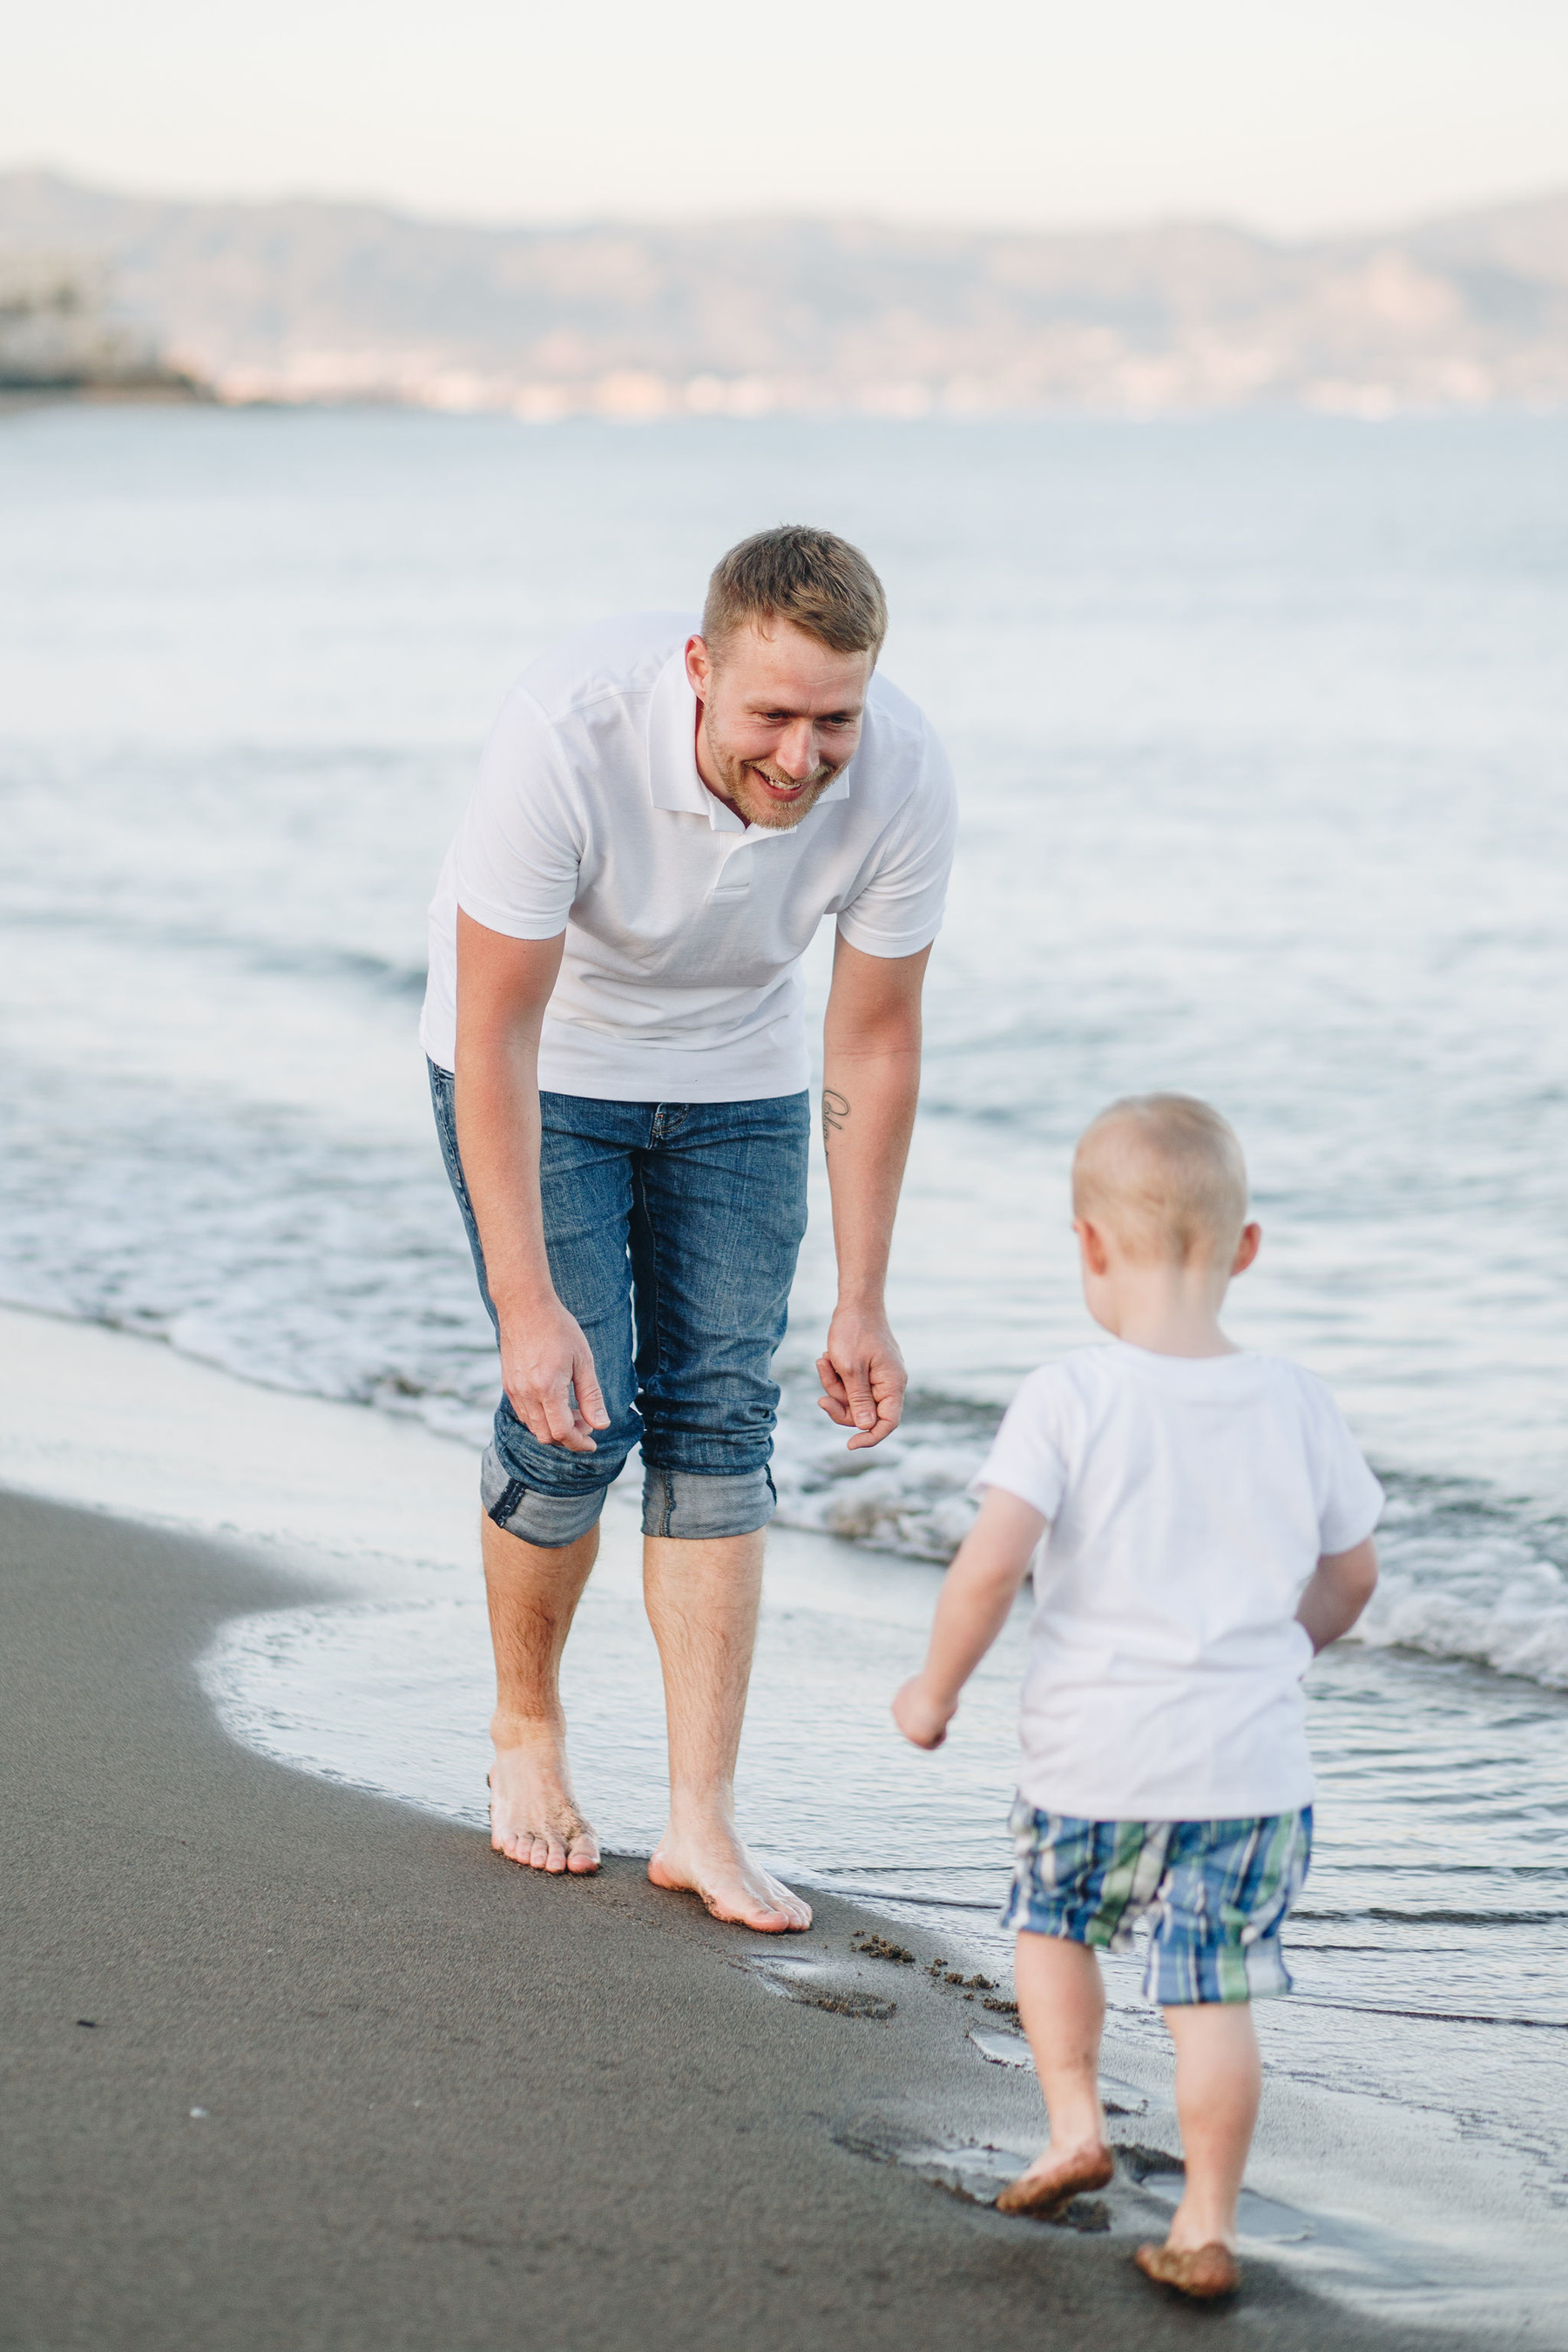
[419, 612, 958, 1100]
[976, 1343, 1385, 1822]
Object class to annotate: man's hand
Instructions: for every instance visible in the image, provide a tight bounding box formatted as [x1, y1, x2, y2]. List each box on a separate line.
[498, 1297, 610, 1452]
[893, 1673, 956, 1750]
[816, 1303, 907, 1450]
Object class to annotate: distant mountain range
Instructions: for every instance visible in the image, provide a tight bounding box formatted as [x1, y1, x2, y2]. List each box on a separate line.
[2, 169, 1565, 416]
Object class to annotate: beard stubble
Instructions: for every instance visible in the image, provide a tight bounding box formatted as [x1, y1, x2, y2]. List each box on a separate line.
[701, 719, 841, 832]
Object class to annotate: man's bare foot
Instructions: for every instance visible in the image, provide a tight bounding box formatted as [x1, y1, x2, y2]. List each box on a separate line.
[647, 1821, 811, 1932]
[1134, 2241, 1240, 2300]
[995, 2141, 1115, 2217]
[487, 1727, 599, 1875]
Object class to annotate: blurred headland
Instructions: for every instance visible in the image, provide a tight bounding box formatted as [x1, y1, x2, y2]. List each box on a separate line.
[2, 168, 1565, 416]
[0, 240, 207, 402]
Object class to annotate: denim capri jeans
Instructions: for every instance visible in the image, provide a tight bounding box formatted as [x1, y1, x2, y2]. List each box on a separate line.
[429, 1061, 809, 1546]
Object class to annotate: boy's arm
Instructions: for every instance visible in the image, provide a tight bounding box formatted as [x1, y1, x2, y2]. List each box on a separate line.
[893, 1487, 1047, 1749]
[1295, 1536, 1379, 1653]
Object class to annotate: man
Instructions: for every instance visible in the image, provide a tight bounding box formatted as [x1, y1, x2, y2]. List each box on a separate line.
[420, 526, 956, 1933]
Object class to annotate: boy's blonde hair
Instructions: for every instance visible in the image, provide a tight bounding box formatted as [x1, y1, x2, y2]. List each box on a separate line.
[1072, 1094, 1248, 1265]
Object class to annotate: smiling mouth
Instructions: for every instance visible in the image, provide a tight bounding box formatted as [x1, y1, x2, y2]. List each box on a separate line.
[751, 766, 816, 797]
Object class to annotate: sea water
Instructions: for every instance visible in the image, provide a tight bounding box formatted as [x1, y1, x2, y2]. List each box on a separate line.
[3, 405, 1565, 2303]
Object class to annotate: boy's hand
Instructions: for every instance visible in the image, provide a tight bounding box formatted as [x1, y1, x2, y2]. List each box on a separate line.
[893, 1676, 956, 1750]
[891, 1491, 1045, 1755]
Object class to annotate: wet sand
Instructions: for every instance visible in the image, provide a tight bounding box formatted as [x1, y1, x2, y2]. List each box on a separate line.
[0, 1488, 1450, 2352]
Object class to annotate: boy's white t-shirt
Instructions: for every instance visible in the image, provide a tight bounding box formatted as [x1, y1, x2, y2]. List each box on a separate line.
[974, 1342, 1383, 1823]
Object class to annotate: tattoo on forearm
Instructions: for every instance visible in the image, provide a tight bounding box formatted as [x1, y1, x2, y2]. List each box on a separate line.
[822, 1088, 850, 1153]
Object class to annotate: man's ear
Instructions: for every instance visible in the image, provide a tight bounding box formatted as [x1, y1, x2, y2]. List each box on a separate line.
[1074, 1218, 1111, 1277]
[1232, 1221, 1262, 1277]
[685, 634, 712, 702]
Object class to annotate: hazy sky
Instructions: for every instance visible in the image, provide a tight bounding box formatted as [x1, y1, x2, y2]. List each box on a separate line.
[7, 0, 1565, 235]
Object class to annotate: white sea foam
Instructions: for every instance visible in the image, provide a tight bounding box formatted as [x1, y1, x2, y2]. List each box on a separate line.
[776, 1395, 1568, 1700]
[770, 1409, 986, 1558]
[1356, 1525, 1568, 1689]
[8, 1152, 1568, 1698]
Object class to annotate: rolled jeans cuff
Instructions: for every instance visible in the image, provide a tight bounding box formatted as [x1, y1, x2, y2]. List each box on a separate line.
[642, 1464, 776, 1541]
[481, 1444, 610, 1549]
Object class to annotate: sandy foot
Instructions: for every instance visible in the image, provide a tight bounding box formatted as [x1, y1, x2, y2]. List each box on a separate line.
[995, 2142, 1115, 2218]
[1134, 2241, 1240, 2301]
[647, 1823, 811, 1933]
[487, 1735, 600, 1875]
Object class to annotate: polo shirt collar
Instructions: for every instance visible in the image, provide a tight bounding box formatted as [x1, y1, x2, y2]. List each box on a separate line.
[647, 649, 723, 820]
[645, 647, 856, 833]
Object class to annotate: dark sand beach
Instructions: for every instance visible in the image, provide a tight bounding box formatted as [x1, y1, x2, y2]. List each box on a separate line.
[1, 1488, 1454, 2352]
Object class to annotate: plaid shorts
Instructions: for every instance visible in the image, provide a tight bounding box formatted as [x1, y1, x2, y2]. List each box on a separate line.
[1000, 1800, 1313, 2005]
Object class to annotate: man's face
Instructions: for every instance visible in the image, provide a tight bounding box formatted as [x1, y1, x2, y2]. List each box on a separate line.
[686, 623, 874, 831]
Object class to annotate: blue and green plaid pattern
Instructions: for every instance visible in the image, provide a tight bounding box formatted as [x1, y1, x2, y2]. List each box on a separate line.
[1000, 1801, 1312, 2005]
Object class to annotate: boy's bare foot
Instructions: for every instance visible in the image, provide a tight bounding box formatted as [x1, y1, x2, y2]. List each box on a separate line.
[647, 1821, 811, 1933]
[995, 2142, 1115, 2217]
[1134, 2241, 1240, 2301]
[487, 1732, 599, 1874]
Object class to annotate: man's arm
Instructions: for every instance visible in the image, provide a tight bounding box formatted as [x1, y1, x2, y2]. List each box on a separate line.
[816, 934, 931, 1450]
[454, 909, 609, 1453]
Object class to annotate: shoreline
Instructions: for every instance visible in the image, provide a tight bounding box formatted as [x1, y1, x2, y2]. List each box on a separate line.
[1, 1302, 1563, 2338]
[1, 1483, 1454, 2351]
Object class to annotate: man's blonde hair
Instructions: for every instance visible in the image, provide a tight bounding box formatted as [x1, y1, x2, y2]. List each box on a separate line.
[702, 525, 888, 660]
[1072, 1094, 1249, 1265]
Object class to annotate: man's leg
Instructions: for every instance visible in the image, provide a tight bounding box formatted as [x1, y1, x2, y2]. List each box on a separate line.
[483, 1512, 602, 1873]
[630, 1092, 813, 1934]
[643, 1530, 810, 1932]
[430, 1071, 642, 1877]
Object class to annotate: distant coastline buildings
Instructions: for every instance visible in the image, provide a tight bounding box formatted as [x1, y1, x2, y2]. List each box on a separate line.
[1, 171, 1565, 418]
[0, 247, 206, 398]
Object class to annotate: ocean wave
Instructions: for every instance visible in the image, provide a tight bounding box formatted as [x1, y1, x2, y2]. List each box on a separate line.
[771, 1399, 1568, 1698]
[1355, 1537, 1568, 1690]
[767, 1385, 993, 1558]
[13, 1226, 1568, 1700]
[3, 1062, 1565, 1700]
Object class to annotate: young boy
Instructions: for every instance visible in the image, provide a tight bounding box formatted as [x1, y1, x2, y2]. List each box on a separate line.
[893, 1093, 1382, 2302]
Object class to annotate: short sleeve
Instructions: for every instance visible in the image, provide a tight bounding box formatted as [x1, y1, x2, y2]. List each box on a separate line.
[451, 684, 584, 940]
[835, 724, 958, 959]
[1304, 1379, 1385, 1555]
[970, 1367, 1075, 1523]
